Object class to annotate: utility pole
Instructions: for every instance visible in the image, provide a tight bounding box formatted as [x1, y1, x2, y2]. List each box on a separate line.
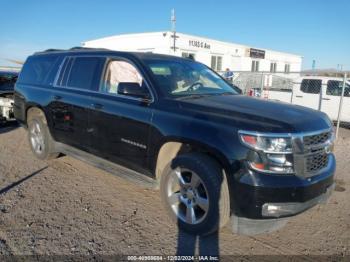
[336, 64, 339, 77]
[337, 64, 344, 78]
[171, 8, 178, 53]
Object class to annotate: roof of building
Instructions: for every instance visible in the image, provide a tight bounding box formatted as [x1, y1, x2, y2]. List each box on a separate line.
[83, 31, 302, 58]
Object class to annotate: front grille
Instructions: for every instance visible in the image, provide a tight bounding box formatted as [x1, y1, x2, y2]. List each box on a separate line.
[305, 151, 329, 173]
[293, 130, 333, 178]
[303, 132, 331, 147]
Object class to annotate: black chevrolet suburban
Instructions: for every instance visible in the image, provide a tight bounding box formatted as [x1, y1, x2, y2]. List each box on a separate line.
[14, 48, 335, 235]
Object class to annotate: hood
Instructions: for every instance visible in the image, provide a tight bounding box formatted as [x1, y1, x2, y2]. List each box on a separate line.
[177, 95, 331, 133]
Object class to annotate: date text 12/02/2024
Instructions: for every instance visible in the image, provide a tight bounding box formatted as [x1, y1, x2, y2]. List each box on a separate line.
[127, 255, 219, 261]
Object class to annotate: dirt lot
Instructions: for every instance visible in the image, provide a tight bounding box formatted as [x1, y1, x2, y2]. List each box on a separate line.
[0, 122, 349, 259]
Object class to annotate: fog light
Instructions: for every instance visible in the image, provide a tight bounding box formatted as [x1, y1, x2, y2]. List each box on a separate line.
[262, 203, 296, 217]
[267, 205, 279, 212]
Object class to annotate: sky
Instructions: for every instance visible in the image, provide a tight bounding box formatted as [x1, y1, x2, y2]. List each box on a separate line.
[1, 0, 349, 70]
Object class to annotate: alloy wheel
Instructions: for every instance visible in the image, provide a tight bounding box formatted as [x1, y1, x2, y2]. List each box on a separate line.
[29, 120, 45, 155]
[166, 167, 209, 225]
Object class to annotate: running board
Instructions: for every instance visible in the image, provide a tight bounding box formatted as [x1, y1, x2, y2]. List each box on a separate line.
[54, 142, 158, 189]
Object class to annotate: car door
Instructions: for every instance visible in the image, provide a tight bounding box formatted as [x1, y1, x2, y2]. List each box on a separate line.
[321, 79, 350, 122]
[88, 58, 154, 173]
[49, 56, 106, 151]
[292, 79, 322, 110]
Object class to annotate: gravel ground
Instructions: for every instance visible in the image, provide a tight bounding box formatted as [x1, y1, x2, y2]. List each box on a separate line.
[0, 122, 349, 260]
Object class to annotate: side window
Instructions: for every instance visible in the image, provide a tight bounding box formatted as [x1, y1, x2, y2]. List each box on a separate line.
[56, 58, 73, 87]
[65, 57, 105, 90]
[300, 79, 309, 93]
[101, 60, 144, 95]
[300, 79, 321, 94]
[251, 60, 260, 72]
[270, 62, 277, 73]
[326, 80, 350, 97]
[284, 64, 290, 73]
[211, 56, 223, 71]
[18, 55, 60, 85]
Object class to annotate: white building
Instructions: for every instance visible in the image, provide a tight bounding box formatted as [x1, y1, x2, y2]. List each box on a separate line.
[83, 32, 302, 73]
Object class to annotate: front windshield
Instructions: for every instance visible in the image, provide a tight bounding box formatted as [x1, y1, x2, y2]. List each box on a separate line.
[145, 59, 237, 97]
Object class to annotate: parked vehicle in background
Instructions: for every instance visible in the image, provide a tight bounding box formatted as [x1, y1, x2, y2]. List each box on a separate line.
[267, 76, 350, 123]
[248, 87, 262, 97]
[0, 71, 17, 123]
[14, 49, 335, 235]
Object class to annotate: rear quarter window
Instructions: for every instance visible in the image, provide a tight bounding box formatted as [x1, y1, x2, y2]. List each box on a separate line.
[18, 55, 60, 86]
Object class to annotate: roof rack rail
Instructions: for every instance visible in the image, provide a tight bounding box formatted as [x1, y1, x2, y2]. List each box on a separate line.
[43, 49, 64, 52]
[70, 46, 104, 50]
[34, 47, 111, 55]
[70, 46, 111, 51]
[70, 46, 87, 50]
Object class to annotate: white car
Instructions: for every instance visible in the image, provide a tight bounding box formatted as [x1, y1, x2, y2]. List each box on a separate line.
[0, 71, 17, 123]
[267, 76, 350, 123]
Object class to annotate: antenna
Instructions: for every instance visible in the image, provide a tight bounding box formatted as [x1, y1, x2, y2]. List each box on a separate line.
[171, 8, 177, 53]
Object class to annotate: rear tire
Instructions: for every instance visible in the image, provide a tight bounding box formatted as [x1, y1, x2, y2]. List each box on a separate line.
[27, 109, 59, 160]
[160, 153, 230, 235]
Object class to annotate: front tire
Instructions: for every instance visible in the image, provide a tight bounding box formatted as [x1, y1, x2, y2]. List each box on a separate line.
[27, 109, 59, 160]
[160, 153, 230, 235]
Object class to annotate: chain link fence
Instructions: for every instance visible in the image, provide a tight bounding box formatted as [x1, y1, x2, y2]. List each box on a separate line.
[220, 71, 349, 138]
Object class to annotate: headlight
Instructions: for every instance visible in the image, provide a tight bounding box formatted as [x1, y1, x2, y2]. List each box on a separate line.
[239, 131, 294, 174]
[240, 133, 292, 153]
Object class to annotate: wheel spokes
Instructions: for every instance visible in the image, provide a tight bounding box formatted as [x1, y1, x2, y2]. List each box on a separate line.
[186, 206, 196, 224]
[175, 168, 187, 187]
[30, 121, 45, 154]
[35, 142, 41, 153]
[167, 167, 209, 225]
[35, 122, 41, 133]
[168, 192, 181, 206]
[196, 196, 209, 212]
[190, 173, 201, 188]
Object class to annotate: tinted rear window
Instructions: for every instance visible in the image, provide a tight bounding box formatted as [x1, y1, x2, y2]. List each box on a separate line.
[18, 55, 60, 85]
[59, 57, 105, 90]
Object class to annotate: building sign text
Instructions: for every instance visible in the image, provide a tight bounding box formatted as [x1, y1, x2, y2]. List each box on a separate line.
[250, 48, 265, 59]
[189, 40, 211, 49]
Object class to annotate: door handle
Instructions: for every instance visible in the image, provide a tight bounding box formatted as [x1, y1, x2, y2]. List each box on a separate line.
[91, 103, 104, 110]
[53, 95, 62, 100]
[322, 98, 330, 100]
[295, 95, 303, 98]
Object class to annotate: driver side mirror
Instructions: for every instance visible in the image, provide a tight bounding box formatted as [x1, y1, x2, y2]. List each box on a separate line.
[118, 82, 150, 99]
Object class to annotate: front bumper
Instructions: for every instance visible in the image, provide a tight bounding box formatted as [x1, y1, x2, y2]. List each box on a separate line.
[231, 154, 336, 219]
[231, 184, 334, 235]
[261, 182, 334, 217]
